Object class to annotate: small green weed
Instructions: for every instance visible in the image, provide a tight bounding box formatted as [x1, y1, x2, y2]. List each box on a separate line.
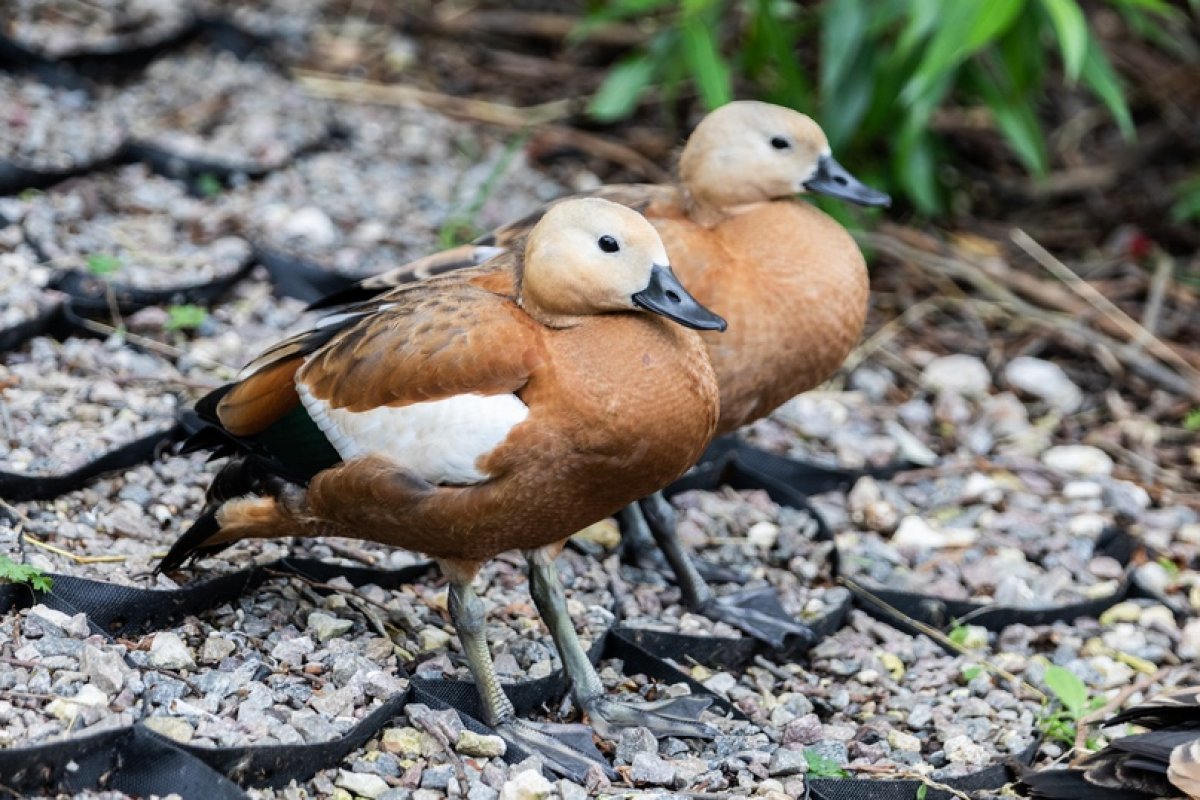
[1184, 408, 1200, 431]
[195, 173, 223, 198]
[439, 135, 527, 249]
[1039, 664, 1106, 748]
[86, 253, 122, 277]
[0, 554, 53, 592]
[804, 748, 849, 778]
[165, 304, 209, 332]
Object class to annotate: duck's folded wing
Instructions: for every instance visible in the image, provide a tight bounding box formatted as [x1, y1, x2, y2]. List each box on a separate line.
[294, 286, 545, 486]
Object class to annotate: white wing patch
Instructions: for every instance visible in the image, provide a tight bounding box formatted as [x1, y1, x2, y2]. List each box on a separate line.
[298, 384, 529, 485]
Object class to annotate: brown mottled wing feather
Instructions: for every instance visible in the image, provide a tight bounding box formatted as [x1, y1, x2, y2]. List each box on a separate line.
[300, 276, 544, 411]
[305, 184, 677, 308]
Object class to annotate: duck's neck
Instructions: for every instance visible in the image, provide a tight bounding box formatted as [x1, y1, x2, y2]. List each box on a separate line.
[703, 200, 869, 433]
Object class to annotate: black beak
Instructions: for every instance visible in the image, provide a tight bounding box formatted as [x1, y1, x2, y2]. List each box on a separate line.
[632, 265, 726, 332]
[803, 154, 891, 207]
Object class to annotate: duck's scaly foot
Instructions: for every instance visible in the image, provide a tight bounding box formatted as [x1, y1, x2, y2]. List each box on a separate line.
[581, 694, 717, 741]
[493, 719, 614, 782]
[697, 587, 817, 651]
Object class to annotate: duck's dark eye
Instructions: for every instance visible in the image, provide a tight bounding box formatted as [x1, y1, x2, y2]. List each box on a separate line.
[598, 235, 620, 253]
[770, 136, 791, 150]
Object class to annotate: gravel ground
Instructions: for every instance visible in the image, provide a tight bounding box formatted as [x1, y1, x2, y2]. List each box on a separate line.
[0, 73, 125, 173]
[2, 21, 1198, 800]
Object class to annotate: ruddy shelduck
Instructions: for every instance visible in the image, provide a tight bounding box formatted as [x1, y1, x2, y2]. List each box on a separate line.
[161, 198, 726, 778]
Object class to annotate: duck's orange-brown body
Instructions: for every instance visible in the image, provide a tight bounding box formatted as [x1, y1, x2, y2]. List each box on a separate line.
[651, 196, 868, 434]
[204, 232, 719, 567]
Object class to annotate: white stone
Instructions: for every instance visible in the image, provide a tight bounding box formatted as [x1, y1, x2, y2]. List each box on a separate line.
[418, 627, 453, 652]
[46, 684, 109, 721]
[308, 612, 353, 643]
[148, 632, 196, 671]
[1063, 480, 1102, 500]
[80, 645, 127, 694]
[747, 521, 779, 549]
[884, 421, 939, 466]
[1135, 562, 1172, 596]
[892, 516, 977, 551]
[200, 635, 236, 663]
[1042, 445, 1114, 476]
[960, 472, 1003, 505]
[887, 730, 921, 751]
[1179, 619, 1200, 660]
[944, 734, 990, 765]
[455, 730, 506, 758]
[335, 770, 389, 799]
[499, 769, 554, 800]
[144, 716, 195, 743]
[1068, 513, 1107, 538]
[1004, 357, 1082, 412]
[25, 605, 84, 638]
[282, 206, 338, 246]
[921, 355, 991, 397]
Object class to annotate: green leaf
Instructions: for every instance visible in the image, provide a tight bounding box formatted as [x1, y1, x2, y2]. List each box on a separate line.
[804, 747, 850, 778]
[1040, 0, 1088, 81]
[0, 554, 52, 592]
[962, 665, 984, 681]
[902, 0, 1027, 107]
[916, 785, 928, 800]
[1185, 408, 1200, 431]
[86, 253, 122, 277]
[681, 16, 732, 110]
[1043, 664, 1089, 717]
[895, 128, 941, 214]
[821, 0, 868, 98]
[569, 0, 673, 41]
[589, 54, 658, 121]
[1080, 36, 1134, 140]
[165, 304, 209, 332]
[980, 74, 1049, 174]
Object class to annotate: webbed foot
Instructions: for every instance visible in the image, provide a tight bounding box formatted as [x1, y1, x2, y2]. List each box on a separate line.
[581, 694, 717, 740]
[494, 719, 614, 782]
[699, 587, 817, 651]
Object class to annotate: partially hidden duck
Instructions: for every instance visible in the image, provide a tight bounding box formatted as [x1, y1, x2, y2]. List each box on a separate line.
[161, 198, 726, 779]
[311, 100, 891, 647]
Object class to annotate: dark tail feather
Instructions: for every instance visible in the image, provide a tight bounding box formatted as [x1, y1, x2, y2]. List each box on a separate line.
[157, 507, 227, 573]
[158, 455, 294, 573]
[1019, 768, 1155, 800]
[306, 282, 385, 310]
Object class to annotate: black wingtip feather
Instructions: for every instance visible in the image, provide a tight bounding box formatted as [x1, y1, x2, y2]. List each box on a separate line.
[306, 283, 380, 311]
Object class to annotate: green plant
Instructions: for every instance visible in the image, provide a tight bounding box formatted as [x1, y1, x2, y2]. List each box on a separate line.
[165, 304, 209, 332]
[1185, 407, 1200, 431]
[0, 554, 52, 592]
[580, 0, 1187, 213]
[438, 135, 528, 248]
[86, 253, 122, 277]
[804, 747, 849, 778]
[1039, 664, 1106, 747]
[195, 173, 223, 198]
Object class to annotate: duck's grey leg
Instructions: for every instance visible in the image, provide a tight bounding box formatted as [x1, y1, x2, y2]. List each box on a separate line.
[524, 546, 717, 740]
[636, 492, 817, 652]
[619, 499, 742, 583]
[444, 569, 611, 782]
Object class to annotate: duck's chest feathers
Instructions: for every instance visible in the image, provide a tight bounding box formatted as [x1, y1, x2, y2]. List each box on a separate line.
[297, 380, 529, 485]
[705, 202, 869, 429]
[540, 317, 717, 457]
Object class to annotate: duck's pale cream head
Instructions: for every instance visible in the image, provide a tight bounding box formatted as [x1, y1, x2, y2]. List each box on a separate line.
[679, 100, 889, 219]
[521, 198, 725, 331]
